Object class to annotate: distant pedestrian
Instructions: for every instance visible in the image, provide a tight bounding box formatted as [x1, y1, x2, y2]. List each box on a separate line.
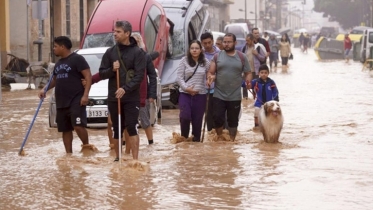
[249, 64, 279, 129]
[268, 34, 279, 70]
[38, 36, 93, 153]
[177, 40, 210, 142]
[252, 28, 270, 64]
[279, 34, 292, 72]
[299, 32, 305, 49]
[242, 34, 266, 79]
[215, 36, 224, 51]
[344, 34, 352, 64]
[302, 34, 310, 53]
[207, 33, 252, 141]
[201, 32, 220, 131]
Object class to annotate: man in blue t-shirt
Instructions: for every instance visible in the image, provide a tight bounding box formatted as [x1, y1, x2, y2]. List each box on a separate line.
[38, 36, 92, 153]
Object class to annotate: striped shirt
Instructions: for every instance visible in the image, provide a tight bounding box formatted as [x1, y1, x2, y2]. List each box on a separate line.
[177, 56, 210, 94]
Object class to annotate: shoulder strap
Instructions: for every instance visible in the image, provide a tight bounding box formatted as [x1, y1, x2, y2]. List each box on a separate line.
[236, 50, 245, 70]
[116, 45, 127, 73]
[185, 63, 199, 83]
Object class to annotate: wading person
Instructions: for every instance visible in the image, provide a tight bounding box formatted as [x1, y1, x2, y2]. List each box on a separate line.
[207, 33, 252, 141]
[249, 64, 279, 129]
[38, 36, 92, 153]
[123, 33, 157, 154]
[252, 27, 270, 64]
[177, 40, 210, 142]
[242, 34, 266, 80]
[268, 34, 279, 71]
[99, 20, 145, 161]
[344, 34, 352, 64]
[201, 32, 220, 132]
[279, 34, 292, 72]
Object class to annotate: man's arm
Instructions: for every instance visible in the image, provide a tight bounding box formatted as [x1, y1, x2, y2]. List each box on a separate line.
[80, 69, 92, 106]
[206, 59, 217, 86]
[99, 49, 115, 80]
[146, 54, 157, 100]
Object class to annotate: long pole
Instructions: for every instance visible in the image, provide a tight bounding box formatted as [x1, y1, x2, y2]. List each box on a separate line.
[116, 70, 122, 163]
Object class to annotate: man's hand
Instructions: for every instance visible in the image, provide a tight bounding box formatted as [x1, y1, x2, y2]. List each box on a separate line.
[81, 79, 87, 87]
[81, 95, 89, 106]
[38, 89, 46, 99]
[115, 87, 126, 98]
[246, 82, 251, 89]
[206, 75, 215, 86]
[113, 60, 120, 72]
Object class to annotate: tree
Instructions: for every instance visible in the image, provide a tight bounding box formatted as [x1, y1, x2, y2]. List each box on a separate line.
[313, 0, 370, 29]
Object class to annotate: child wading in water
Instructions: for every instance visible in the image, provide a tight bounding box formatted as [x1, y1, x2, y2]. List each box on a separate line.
[248, 64, 279, 128]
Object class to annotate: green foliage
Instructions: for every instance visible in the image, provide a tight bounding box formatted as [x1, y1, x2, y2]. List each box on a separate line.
[313, 0, 369, 29]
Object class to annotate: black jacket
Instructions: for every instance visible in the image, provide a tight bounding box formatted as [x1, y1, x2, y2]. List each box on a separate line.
[145, 53, 157, 99]
[99, 37, 146, 102]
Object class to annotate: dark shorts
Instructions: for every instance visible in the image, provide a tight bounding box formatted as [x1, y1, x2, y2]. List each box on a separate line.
[281, 57, 289, 65]
[56, 103, 87, 132]
[108, 100, 140, 138]
[212, 97, 241, 128]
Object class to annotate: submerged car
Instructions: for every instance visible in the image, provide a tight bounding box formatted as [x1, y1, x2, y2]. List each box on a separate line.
[49, 47, 162, 128]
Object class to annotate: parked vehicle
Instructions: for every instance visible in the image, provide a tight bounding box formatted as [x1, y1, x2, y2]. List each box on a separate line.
[81, 0, 170, 80]
[359, 28, 373, 63]
[48, 47, 162, 128]
[157, 0, 210, 105]
[224, 23, 249, 39]
[211, 31, 225, 44]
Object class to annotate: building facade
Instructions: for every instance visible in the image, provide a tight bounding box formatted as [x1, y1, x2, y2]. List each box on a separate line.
[0, 0, 98, 70]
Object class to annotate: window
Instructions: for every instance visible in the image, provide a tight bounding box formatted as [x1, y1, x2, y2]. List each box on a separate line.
[66, 0, 71, 36]
[144, 16, 157, 52]
[144, 6, 162, 52]
[369, 32, 373, 44]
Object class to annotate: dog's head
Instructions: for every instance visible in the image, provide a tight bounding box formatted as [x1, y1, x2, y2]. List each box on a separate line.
[263, 101, 282, 117]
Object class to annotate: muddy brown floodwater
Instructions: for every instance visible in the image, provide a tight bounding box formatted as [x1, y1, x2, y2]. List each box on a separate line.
[1, 50, 373, 209]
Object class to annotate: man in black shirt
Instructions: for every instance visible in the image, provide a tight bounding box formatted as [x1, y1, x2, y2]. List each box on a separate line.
[38, 36, 92, 153]
[99, 20, 146, 161]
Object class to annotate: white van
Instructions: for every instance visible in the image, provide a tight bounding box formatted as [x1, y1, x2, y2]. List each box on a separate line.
[224, 23, 250, 39]
[360, 28, 373, 63]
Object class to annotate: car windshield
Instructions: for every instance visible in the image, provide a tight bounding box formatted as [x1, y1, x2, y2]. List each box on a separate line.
[225, 26, 245, 39]
[80, 53, 104, 74]
[163, 8, 186, 58]
[82, 32, 141, 49]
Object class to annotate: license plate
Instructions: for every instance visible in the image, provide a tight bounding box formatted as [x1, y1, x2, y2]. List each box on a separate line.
[87, 109, 108, 118]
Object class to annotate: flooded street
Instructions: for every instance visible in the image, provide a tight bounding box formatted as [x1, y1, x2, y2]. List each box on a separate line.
[1, 49, 373, 209]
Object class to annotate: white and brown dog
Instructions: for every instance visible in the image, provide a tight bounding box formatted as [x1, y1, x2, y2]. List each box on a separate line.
[258, 100, 284, 143]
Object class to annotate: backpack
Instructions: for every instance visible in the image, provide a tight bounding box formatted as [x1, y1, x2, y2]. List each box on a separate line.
[213, 50, 246, 70]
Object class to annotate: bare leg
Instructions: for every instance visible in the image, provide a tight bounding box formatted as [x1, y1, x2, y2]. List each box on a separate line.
[128, 135, 140, 160]
[227, 127, 237, 141]
[62, 131, 74, 153]
[113, 138, 121, 159]
[74, 126, 89, 145]
[107, 115, 114, 149]
[144, 126, 153, 144]
[124, 129, 131, 154]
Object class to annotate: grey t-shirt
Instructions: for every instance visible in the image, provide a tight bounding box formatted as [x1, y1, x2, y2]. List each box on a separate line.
[214, 51, 251, 101]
